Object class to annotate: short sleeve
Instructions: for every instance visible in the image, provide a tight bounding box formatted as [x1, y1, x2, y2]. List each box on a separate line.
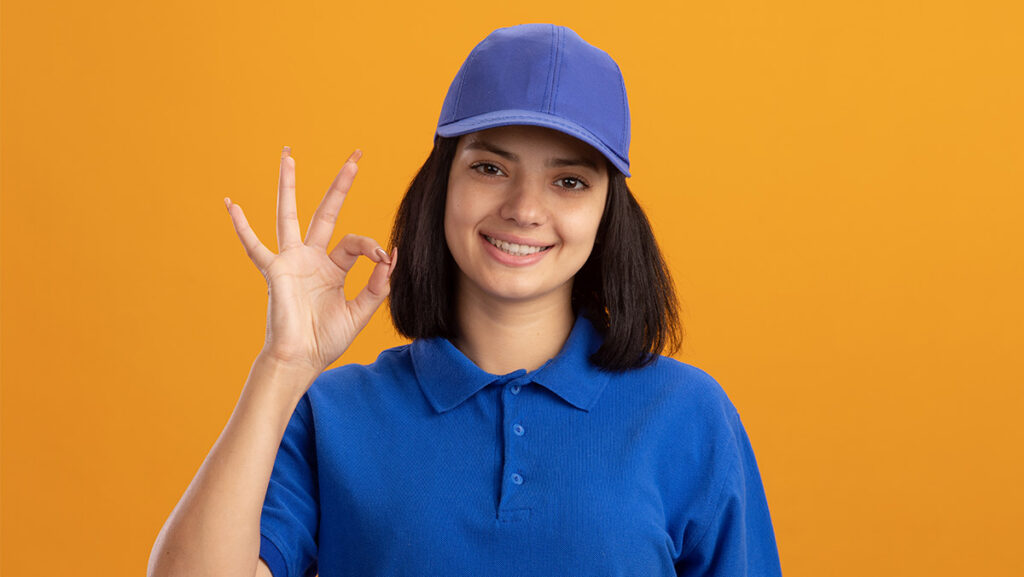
[259, 394, 319, 577]
[676, 411, 783, 577]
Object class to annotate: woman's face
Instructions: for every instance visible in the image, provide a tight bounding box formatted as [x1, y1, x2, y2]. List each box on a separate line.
[444, 125, 609, 308]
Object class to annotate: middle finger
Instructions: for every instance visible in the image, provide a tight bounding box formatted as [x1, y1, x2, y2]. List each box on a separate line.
[277, 146, 302, 252]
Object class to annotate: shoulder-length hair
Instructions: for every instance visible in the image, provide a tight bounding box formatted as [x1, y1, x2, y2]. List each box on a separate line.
[388, 136, 682, 371]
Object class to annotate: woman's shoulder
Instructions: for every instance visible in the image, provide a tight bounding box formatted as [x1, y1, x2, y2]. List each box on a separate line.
[316, 343, 415, 379]
[304, 343, 419, 404]
[607, 355, 740, 422]
[646, 355, 723, 386]
[605, 356, 750, 468]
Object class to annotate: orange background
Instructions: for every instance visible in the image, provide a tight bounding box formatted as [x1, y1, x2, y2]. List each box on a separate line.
[2, 1, 1022, 575]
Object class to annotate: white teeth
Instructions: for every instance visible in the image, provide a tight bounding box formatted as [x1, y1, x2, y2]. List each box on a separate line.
[485, 235, 549, 257]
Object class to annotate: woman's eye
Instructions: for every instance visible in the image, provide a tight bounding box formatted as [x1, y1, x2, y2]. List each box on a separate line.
[556, 177, 588, 190]
[472, 163, 505, 177]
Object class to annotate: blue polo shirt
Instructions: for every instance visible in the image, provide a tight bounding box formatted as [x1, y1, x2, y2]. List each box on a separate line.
[259, 315, 782, 576]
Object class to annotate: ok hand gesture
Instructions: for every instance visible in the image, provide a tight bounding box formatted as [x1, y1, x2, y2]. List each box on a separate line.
[225, 147, 395, 375]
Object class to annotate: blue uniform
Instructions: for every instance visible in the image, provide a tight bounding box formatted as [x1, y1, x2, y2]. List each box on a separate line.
[259, 315, 782, 576]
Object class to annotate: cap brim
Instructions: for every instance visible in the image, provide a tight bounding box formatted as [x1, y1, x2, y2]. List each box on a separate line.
[437, 110, 630, 177]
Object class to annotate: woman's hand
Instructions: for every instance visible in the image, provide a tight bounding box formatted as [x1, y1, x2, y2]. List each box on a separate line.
[224, 146, 396, 375]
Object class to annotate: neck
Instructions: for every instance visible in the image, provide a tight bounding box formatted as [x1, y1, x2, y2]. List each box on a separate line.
[453, 283, 576, 375]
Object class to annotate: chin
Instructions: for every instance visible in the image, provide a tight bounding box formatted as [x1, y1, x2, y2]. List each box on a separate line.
[476, 276, 573, 306]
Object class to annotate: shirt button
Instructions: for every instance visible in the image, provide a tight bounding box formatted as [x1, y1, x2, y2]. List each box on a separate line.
[513, 423, 525, 436]
[510, 384, 521, 394]
[511, 473, 523, 485]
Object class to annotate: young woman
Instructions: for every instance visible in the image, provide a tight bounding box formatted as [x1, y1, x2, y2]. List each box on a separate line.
[149, 24, 782, 577]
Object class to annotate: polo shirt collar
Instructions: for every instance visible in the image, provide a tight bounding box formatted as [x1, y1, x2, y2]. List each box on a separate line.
[411, 314, 612, 414]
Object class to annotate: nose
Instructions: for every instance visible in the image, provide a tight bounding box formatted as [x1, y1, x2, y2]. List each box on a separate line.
[499, 176, 547, 228]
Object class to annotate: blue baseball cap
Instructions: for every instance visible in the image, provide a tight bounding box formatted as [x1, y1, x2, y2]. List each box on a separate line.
[437, 24, 632, 177]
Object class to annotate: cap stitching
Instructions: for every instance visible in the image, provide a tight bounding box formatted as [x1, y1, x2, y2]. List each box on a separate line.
[543, 24, 558, 114]
[450, 47, 478, 122]
[549, 26, 564, 115]
[613, 60, 628, 152]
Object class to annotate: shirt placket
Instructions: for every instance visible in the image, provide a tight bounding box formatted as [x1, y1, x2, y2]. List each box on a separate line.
[496, 374, 533, 522]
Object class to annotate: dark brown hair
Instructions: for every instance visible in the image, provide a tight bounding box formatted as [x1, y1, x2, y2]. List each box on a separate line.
[388, 136, 681, 371]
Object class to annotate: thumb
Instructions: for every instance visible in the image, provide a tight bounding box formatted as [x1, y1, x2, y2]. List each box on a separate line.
[348, 250, 394, 330]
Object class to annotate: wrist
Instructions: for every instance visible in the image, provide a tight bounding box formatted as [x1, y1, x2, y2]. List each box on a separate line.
[255, 348, 324, 377]
[248, 352, 323, 402]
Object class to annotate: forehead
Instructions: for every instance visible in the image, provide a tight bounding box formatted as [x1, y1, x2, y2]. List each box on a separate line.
[458, 125, 605, 164]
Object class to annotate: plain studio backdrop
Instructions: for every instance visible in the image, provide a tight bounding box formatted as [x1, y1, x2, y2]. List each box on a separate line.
[1, 1, 1022, 575]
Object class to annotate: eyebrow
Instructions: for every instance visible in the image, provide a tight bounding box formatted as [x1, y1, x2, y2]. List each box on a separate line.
[464, 139, 601, 172]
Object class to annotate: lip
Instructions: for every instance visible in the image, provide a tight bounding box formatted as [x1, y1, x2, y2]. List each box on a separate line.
[481, 231, 553, 248]
[479, 233, 553, 267]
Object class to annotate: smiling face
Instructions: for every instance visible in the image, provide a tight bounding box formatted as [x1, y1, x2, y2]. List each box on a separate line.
[444, 125, 610, 310]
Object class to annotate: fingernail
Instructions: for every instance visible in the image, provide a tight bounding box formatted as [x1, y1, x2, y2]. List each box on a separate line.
[282, 146, 291, 158]
[223, 197, 231, 209]
[349, 149, 363, 164]
[386, 247, 398, 280]
[375, 247, 391, 263]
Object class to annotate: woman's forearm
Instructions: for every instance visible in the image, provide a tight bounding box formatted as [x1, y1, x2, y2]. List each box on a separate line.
[147, 354, 318, 577]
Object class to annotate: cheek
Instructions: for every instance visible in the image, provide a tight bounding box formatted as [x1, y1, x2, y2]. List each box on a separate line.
[442, 193, 454, 233]
[562, 201, 607, 247]
[443, 185, 481, 253]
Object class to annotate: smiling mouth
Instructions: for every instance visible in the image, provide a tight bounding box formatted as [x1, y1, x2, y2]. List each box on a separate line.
[484, 235, 553, 257]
